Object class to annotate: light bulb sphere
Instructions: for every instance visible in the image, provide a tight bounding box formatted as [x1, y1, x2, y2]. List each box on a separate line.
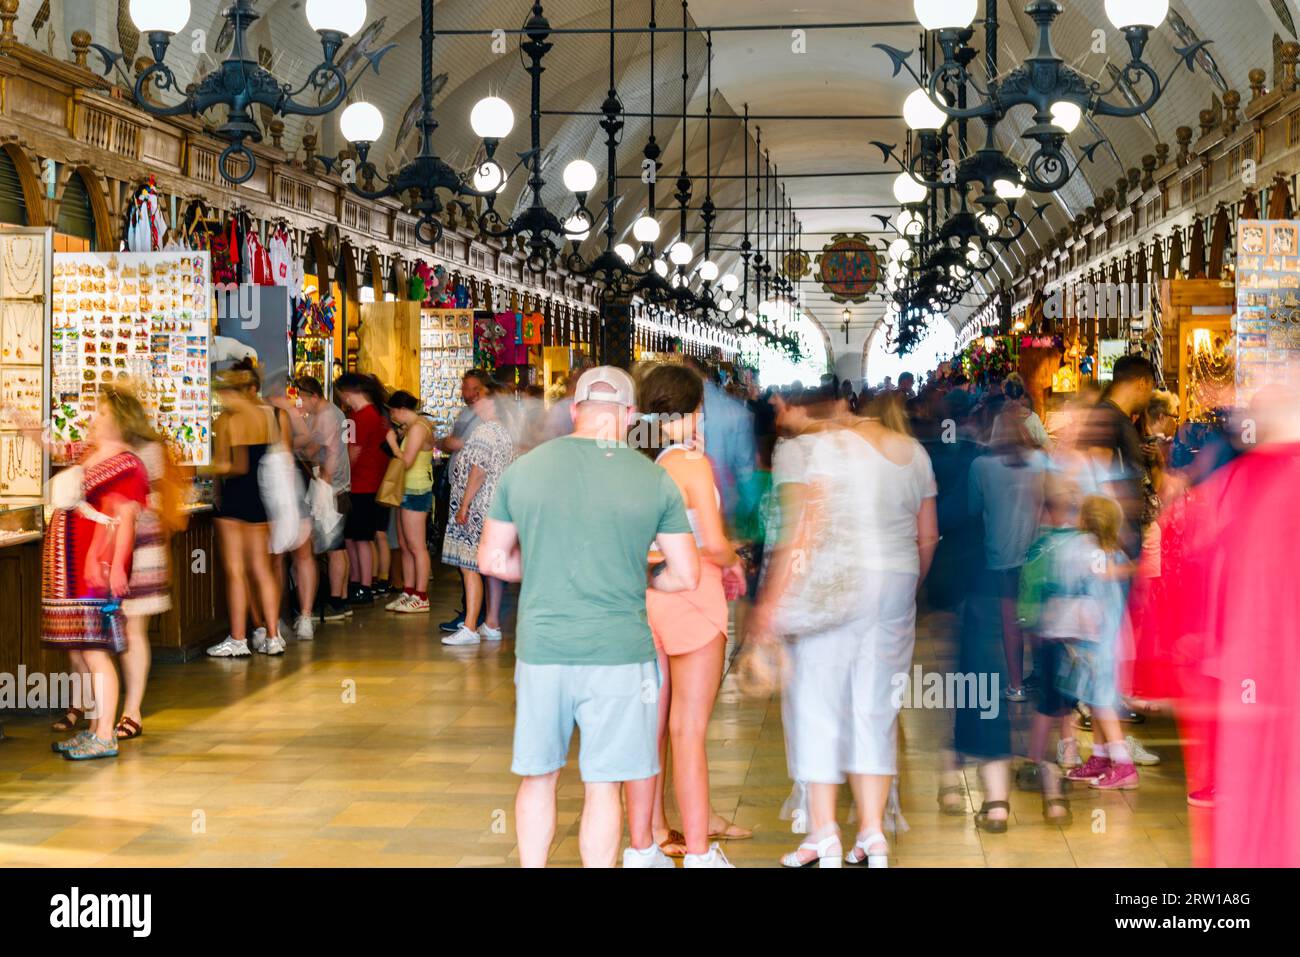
[1050, 100, 1083, 133]
[470, 96, 515, 139]
[994, 178, 1026, 200]
[633, 215, 662, 243]
[668, 241, 694, 266]
[914, 0, 978, 31]
[653, 260, 669, 277]
[903, 88, 947, 131]
[306, 0, 367, 36]
[614, 243, 636, 264]
[562, 159, 599, 194]
[893, 171, 928, 205]
[698, 260, 719, 283]
[1105, 0, 1168, 29]
[719, 297, 734, 312]
[130, 0, 191, 34]
[720, 273, 740, 293]
[339, 101, 383, 143]
[888, 237, 911, 260]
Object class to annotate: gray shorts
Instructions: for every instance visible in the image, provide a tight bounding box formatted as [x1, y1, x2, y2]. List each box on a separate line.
[511, 660, 661, 783]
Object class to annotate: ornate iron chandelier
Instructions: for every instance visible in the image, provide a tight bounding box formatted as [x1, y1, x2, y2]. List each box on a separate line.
[337, 0, 523, 249]
[880, 0, 1207, 192]
[94, 0, 389, 185]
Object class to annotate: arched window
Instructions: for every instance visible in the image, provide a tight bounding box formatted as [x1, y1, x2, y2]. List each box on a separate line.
[864, 321, 957, 388]
[57, 171, 97, 250]
[0, 149, 29, 226]
[754, 311, 830, 387]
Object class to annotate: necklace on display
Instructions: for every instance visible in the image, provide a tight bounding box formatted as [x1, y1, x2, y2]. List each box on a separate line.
[1, 236, 42, 298]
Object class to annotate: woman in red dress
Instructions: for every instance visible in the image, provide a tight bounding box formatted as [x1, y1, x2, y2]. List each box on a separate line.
[43, 388, 149, 761]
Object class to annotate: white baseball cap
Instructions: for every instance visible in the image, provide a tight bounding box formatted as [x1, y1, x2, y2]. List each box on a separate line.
[573, 365, 636, 407]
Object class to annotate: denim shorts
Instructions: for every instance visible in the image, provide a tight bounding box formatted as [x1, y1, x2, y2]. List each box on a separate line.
[400, 490, 433, 513]
[511, 659, 661, 783]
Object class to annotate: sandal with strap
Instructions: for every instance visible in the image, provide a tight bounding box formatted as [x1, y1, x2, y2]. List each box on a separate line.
[63, 733, 118, 761]
[708, 820, 753, 841]
[844, 829, 889, 868]
[52, 730, 93, 754]
[115, 716, 143, 741]
[974, 800, 1011, 834]
[656, 828, 687, 858]
[781, 828, 843, 869]
[51, 707, 84, 732]
[937, 784, 966, 816]
[1042, 796, 1073, 826]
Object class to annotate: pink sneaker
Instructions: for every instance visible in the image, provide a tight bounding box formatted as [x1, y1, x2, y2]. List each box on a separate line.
[1091, 762, 1139, 790]
[1066, 754, 1110, 783]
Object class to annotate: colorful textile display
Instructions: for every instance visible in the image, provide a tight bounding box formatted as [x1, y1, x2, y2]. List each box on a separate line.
[125, 177, 169, 253]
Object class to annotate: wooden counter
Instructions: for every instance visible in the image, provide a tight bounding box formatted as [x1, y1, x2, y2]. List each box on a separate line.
[0, 509, 228, 677]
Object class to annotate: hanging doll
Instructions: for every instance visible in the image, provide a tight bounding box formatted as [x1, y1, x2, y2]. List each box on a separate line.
[125, 176, 169, 253]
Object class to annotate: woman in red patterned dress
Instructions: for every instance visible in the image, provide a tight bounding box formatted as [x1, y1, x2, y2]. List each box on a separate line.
[43, 388, 149, 761]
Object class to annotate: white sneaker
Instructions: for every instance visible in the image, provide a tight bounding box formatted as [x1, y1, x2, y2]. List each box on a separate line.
[683, 842, 734, 868]
[250, 627, 269, 653]
[622, 844, 676, 869]
[1126, 734, 1161, 766]
[386, 593, 411, 612]
[294, 615, 315, 641]
[440, 625, 481, 646]
[206, 636, 251, 658]
[396, 595, 431, 614]
[263, 635, 287, 656]
[478, 623, 503, 641]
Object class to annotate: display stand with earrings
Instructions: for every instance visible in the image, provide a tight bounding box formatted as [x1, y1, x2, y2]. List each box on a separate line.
[0, 225, 53, 541]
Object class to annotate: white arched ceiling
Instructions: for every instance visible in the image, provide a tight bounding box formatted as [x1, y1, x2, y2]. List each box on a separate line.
[15, 0, 1274, 368]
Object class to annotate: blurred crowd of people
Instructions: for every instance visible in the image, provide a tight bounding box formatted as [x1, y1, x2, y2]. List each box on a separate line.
[30, 347, 1300, 870]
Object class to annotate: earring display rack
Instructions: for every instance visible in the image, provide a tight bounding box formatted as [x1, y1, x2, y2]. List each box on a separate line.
[0, 226, 52, 545]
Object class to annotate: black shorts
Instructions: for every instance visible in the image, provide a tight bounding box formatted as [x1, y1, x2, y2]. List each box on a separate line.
[1034, 639, 1078, 718]
[344, 492, 387, 542]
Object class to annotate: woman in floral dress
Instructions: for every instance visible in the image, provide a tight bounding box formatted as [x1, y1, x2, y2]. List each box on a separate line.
[440, 382, 515, 646]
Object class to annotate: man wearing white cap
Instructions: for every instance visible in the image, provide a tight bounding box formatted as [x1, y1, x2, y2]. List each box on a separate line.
[479, 366, 700, 868]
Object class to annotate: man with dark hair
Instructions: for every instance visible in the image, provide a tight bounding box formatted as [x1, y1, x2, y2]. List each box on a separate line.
[897, 371, 916, 398]
[1085, 353, 1157, 559]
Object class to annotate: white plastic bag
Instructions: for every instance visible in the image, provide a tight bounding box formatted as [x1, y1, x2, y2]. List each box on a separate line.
[259, 446, 308, 554]
[307, 474, 343, 548]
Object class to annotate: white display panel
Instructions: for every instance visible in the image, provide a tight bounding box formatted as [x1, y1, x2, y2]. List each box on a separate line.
[50, 251, 212, 465]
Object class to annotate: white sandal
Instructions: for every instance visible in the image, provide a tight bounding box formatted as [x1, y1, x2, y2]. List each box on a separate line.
[844, 829, 889, 868]
[780, 829, 843, 869]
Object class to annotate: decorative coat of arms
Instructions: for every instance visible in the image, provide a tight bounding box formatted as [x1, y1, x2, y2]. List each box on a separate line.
[815, 234, 880, 303]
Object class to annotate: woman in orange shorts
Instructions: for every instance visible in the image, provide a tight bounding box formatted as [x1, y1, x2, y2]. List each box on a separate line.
[639, 364, 749, 867]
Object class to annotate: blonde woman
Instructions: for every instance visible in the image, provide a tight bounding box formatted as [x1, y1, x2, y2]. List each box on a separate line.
[205, 363, 290, 657]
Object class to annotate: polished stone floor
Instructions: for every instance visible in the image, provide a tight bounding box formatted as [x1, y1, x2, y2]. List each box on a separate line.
[0, 580, 1194, 867]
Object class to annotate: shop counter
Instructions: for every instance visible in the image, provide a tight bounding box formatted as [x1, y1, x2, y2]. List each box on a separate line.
[0, 505, 229, 676]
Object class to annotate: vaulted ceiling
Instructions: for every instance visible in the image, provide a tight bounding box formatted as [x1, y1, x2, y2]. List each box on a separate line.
[16, 0, 1296, 353]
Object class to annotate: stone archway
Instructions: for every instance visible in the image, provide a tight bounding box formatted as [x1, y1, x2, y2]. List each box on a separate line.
[0, 143, 46, 227]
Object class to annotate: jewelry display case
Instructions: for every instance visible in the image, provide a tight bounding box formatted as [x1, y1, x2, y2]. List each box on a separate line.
[0, 227, 53, 546]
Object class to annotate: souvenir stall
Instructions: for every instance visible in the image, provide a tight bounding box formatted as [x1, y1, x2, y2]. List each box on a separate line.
[1158, 276, 1236, 421]
[1232, 219, 1300, 410]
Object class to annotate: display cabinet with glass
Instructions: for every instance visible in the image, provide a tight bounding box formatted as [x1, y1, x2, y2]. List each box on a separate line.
[0, 227, 53, 545]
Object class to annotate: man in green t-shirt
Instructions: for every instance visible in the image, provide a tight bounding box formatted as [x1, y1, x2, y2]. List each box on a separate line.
[478, 366, 699, 868]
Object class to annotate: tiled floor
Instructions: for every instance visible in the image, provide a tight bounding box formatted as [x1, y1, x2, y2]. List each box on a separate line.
[0, 581, 1194, 867]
